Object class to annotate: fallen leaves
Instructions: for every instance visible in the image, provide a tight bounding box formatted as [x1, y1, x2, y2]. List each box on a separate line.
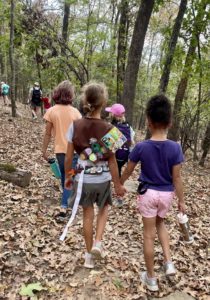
[0, 104, 210, 299]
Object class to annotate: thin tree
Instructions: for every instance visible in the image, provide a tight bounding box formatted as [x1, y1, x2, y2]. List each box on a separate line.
[199, 121, 210, 167]
[168, 1, 207, 141]
[9, 0, 16, 117]
[121, 0, 155, 124]
[193, 34, 202, 160]
[159, 0, 188, 94]
[62, 1, 70, 43]
[117, 0, 129, 102]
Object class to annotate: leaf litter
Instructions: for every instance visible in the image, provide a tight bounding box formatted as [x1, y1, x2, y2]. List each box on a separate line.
[0, 104, 209, 299]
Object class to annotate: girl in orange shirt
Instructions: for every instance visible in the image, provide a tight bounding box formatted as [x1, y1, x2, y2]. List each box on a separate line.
[42, 81, 81, 220]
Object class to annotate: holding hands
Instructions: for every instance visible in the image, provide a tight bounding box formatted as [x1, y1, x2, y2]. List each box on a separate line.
[114, 183, 127, 197]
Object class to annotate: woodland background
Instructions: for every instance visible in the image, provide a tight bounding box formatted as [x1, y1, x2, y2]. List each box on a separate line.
[0, 1, 210, 299]
[0, 0, 210, 165]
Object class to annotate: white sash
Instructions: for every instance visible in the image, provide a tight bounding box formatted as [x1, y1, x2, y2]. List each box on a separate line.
[59, 161, 86, 241]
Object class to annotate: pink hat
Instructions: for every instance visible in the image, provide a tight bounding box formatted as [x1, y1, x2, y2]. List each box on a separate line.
[105, 103, 125, 116]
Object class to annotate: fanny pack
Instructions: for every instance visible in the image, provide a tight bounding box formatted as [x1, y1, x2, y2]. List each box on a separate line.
[137, 181, 149, 195]
[137, 181, 167, 195]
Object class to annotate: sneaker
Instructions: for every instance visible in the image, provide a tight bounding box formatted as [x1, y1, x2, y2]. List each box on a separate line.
[91, 241, 105, 260]
[141, 272, 159, 292]
[164, 261, 176, 276]
[115, 199, 124, 208]
[84, 252, 94, 269]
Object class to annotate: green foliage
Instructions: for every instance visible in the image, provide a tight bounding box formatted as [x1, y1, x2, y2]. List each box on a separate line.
[0, 0, 209, 144]
[19, 282, 46, 299]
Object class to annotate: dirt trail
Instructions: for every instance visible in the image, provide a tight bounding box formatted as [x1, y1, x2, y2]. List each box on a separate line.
[0, 104, 209, 299]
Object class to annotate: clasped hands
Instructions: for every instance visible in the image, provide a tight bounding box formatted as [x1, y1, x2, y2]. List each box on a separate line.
[114, 179, 127, 197]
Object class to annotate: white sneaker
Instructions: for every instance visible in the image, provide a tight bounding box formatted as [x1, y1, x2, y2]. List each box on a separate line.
[91, 241, 105, 260]
[115, 199, 124, 208]
[141, 272, 159, 292]
[164, 261, 176, 276]
[84, 253, 94, 269]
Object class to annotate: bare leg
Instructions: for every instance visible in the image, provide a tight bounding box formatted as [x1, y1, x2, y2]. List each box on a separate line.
[83, 206, 94, 252]
[156, 216, 171, 262]
[3, 95, 7, 105]
[142, 217, 156, 278]
[31, 105, 37, 118]
[36, 106, 41, 118]
[6, 95, 9, 105]
[95, 204, 109, 241]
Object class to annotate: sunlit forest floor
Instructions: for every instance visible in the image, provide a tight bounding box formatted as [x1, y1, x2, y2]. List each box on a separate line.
[0, 103, 209, 299]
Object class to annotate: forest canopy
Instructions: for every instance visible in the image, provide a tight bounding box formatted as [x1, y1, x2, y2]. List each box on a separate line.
[0, 0, 210, 163]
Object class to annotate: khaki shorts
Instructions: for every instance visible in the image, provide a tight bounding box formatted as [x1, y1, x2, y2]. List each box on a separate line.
[69, 181, 112, 209]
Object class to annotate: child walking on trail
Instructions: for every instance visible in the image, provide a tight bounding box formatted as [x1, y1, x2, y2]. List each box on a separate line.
[105, 103, 135, 207]
[42, 94, 51, 112]
[42, 80, 81, 221]
[121, 95, 186, 292]
[65, 82, 126, 269]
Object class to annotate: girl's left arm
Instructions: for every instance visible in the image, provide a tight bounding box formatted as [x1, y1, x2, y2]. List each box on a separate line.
[120, 160, 137, 184]
[42, 121, 53, 161]
[108, 154, 126, 196]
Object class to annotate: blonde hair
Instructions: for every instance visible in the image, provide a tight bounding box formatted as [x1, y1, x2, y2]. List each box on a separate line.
[111, 114, 125, 123]
[81, 81, 108, 115]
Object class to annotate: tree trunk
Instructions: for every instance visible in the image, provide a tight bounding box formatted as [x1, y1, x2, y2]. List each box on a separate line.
[117, 0, 129, 102]
[110, 1, 120, 79]
[199, 122, 210, 167]
[35, 48, 43, 114]
[146, 32, 156, 78]
[0, 24, 5, 76]
[0, 51, 4, 76]
[121, 0, 155, 124]
[9, 0, 16, 117]
[159, 0, 187, 94]
[168, 42, 196, 141]
[168, 2, 207, 141]
[193, 35, 202, 160]
[84, 2, 93, 81]
[62, 1, 70, 43]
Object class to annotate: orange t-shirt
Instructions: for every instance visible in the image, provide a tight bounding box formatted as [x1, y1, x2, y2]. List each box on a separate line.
[44, 104, 81, 154]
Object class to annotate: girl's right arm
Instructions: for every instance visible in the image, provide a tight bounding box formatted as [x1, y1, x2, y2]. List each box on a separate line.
[172, 164, 186, 213]
[42, 121, 53, 161]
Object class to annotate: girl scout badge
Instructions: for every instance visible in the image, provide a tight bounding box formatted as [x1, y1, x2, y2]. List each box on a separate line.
[101, 127, 127, 152]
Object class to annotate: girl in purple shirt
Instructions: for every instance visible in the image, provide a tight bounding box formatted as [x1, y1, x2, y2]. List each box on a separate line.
[121, 95, 186, 292]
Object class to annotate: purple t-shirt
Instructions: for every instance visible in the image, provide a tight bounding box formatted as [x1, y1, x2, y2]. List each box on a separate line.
[129, 140, 184, 191]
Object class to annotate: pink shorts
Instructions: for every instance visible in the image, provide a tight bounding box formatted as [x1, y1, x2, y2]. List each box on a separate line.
[137, 189, 174, 218]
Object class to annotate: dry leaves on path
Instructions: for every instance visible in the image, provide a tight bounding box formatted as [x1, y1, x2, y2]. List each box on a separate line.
[0, 104, 209, 299]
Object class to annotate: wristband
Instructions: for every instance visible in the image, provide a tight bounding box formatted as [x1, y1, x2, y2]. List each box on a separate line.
[67, 169, 76, 177]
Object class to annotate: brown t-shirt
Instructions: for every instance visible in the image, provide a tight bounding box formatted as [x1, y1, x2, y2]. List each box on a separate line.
[72, 117, 113, 157]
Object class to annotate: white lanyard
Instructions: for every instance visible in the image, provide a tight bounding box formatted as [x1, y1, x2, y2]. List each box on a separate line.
[59, 161, 87, 241]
